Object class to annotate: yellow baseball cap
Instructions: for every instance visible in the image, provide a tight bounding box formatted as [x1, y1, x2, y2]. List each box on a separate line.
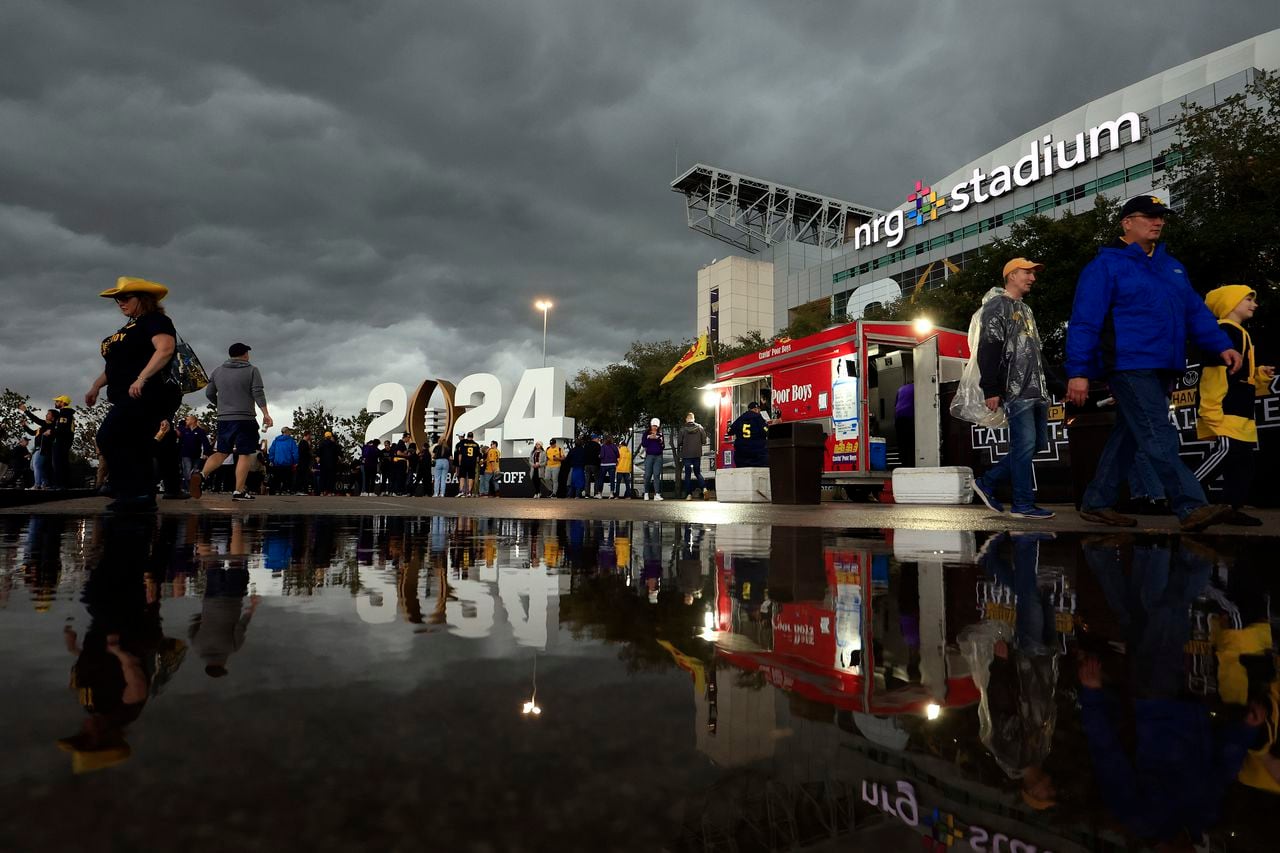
[53, 395, 72, 405]
[99, 276, 169, 300]
[1002, 258, 1044, 278]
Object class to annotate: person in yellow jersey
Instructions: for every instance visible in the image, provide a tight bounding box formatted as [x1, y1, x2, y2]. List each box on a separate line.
[483, 440, 502, 497]
[615, 440, 633, 499]
[1193, 285, 1274, 526]
[544, 438, 564, 498]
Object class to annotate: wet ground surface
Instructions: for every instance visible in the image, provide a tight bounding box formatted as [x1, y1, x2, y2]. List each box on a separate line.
[2, 513, 1278, 852]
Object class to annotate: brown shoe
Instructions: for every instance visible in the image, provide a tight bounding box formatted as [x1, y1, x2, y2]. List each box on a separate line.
[1079, 507, 1137, 527]
[1179, 504, 1233, 533]
[189, 470, 204, 499]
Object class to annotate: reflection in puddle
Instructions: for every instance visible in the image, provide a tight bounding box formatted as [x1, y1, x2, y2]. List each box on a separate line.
[1, 515, 1277, 851]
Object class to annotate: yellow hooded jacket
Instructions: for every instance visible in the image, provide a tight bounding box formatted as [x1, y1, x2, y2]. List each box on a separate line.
[1197, 285, 1269, 442]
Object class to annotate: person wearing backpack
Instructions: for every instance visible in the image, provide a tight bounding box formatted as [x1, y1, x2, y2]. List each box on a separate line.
[85, 277, 183, 513]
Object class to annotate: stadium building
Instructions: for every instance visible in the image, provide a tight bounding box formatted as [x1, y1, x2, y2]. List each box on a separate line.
[674, 29, 1280, 342]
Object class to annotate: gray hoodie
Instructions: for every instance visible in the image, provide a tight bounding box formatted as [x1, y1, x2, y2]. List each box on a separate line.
[679, 421, 707, 459]
[206, 359, 267, 421]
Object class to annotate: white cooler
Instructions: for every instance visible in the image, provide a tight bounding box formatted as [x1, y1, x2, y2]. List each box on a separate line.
[891, 466, 974, 505]
[715, 467, 772, 503]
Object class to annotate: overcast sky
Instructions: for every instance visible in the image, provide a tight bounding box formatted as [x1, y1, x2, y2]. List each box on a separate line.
[3, 1, 1277, 426]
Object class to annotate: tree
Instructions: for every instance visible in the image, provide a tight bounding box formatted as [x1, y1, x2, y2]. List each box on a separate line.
[0, 389, 33, 462]
[1163, 69, 1280, 348]
[291, 402, 343, 443]
[565, 363, 642, 437]
[334, 408, 376, 456]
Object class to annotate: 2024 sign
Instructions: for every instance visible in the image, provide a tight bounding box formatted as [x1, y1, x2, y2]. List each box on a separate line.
[365, 367, 575, 455]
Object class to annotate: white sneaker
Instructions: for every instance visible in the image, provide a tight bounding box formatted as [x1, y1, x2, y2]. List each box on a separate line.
[655, 494, 664, 501]
[685, 494, 693, 501]
[643, 494, 651, 501]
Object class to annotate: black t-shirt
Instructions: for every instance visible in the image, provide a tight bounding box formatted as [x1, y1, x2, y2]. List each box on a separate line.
[52, 407, 75, 444]
[100, 313, 177, 403]
[456, 439, 480, 468]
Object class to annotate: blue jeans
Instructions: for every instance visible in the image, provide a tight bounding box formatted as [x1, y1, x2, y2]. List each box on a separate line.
[643, 455, 663, 496]
[682, 457, 704, 495]
[977, 398, 1047, 511]
[433, 458, 450, 496]
[1082, 370, 1207, 520]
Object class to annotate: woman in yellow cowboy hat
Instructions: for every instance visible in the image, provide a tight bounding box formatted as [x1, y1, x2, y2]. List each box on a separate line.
[85, 277, 182, 512]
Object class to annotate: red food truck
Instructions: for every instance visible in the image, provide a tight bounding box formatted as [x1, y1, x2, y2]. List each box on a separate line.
[707, 320, 970, 496]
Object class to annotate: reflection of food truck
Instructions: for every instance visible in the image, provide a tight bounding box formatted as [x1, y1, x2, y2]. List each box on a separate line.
[709, 531, 980, 716]
[707, 321, 969, 495]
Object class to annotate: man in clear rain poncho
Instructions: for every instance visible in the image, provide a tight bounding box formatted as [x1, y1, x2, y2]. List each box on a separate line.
[967, 259, 1054, 520]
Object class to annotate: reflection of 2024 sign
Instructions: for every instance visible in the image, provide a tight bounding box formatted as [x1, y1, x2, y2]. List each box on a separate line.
[365, 367, 575, 454]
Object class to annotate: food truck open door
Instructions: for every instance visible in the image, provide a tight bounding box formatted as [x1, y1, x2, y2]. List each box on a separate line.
[912, 334, 941, 467]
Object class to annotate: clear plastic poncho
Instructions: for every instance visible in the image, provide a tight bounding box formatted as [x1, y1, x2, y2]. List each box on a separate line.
[951, 288, 1010, 428]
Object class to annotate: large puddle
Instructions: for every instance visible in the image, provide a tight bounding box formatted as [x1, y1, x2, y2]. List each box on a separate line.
[1, 515, 1276, 852]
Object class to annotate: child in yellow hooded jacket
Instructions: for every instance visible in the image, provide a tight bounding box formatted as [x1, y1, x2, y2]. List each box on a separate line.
[1194, 285, 1275, 525]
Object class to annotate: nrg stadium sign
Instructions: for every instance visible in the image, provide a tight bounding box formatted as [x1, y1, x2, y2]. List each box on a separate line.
[851, 112, 1144, 254]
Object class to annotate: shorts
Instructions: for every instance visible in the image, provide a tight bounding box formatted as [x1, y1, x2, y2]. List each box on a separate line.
[216, 420, 260, 455]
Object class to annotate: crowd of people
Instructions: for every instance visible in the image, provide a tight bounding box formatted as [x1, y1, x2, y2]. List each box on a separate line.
[966, 194, 1272, 531]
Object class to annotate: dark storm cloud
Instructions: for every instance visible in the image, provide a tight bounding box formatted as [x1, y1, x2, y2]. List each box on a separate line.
[2, 0, 1277, 421]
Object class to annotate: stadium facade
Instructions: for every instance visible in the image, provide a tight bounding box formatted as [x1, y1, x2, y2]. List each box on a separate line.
[674, 29, 1280, 342]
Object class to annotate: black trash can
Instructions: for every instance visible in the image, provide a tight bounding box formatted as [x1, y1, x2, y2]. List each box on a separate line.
[768, 421, 826, 505]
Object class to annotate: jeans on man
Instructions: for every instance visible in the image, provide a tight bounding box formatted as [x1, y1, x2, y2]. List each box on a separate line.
[682, 457, 704, 496]
[584, 464, 600, 496]
[976, 398, 1047, 511]
[598, 464, 616, 496]
[615, 472, 632, 498]
[1082, 370, 1208, 520]
[180, 456, 200, 491]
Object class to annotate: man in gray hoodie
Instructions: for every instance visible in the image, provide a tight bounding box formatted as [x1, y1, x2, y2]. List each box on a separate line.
[680, 412, 708, 500]
[190, 342, 273, 501]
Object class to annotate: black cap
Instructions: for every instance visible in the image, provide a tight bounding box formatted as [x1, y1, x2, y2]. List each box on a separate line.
[228, 342, 251, 357]
[747, 401, 760, 410]
[1120, 194, 1172, 219]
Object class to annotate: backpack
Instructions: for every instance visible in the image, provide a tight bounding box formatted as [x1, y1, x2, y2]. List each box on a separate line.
[167, 332, 209, 394]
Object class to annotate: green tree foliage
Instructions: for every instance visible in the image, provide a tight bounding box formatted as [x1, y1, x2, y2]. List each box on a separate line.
[291, 402, 343, 444]
[1163, 69, 1280, 348]
[0, 389, 33, 460]
[863, 196, 1122, 365]
[334, 408, 376, 456]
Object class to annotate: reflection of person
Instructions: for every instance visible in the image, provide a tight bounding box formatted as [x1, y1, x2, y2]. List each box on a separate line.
[189, 568, 260, 678]
[1066, 195, 1239, 533]
[971, 259, 1054, 520]
[86, 277, 182, 512]
[1077, 535, 1264, 846]
[961, 532, 1060, 807]
[58, 518, 186, 773]
[728, 402, 769, 467]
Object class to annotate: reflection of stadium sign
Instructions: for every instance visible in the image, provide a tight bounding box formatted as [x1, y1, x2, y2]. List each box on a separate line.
[365, 367, 575, 455]
[863, 777, 1049, 853]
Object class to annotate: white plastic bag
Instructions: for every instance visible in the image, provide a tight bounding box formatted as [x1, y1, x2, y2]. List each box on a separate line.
[950, 293, 1008, 428]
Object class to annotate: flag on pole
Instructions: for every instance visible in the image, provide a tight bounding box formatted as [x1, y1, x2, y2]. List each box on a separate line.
[660, 333, 709, 385]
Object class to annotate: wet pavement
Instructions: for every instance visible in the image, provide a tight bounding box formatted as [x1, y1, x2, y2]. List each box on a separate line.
[2, 513, 1278, 852]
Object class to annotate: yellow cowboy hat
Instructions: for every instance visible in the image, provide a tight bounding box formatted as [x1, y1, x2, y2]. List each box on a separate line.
[99, 276, 169, 300]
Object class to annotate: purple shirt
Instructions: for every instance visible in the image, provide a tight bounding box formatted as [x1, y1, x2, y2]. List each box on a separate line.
[641, 433, 664, 456]
[894, 384, 915, 419]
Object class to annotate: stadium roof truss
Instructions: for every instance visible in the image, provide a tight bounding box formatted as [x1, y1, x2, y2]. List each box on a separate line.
[671, 163, 883, 253]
